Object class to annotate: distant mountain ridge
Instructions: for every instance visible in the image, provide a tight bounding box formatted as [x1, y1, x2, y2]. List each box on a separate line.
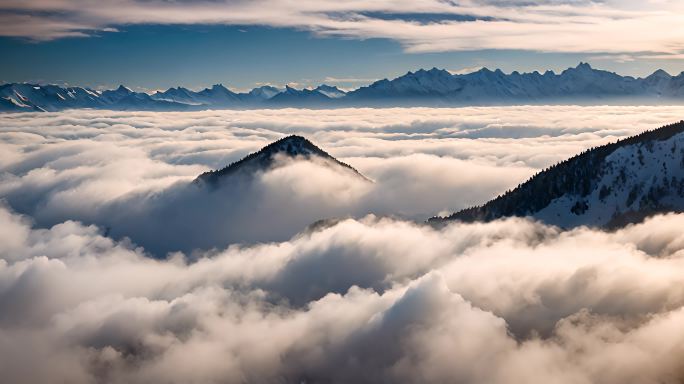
[3, 63, 684, 112]
[429, 120, 684, 228]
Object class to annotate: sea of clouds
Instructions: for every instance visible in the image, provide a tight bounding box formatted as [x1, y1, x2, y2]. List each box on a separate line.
[3, 106, 683, 252]
[2, 106, 684, 383]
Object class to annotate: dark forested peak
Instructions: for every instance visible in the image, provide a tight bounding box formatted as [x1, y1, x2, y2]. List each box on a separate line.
[430, 120, 684, 228]
[195, 135, 369, 185]
[260, 135, 328, 157]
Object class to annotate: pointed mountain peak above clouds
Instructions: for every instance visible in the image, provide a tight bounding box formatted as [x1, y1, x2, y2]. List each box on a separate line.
[102, 85, 134, 98]
[314, 84, 346, 98]
[114, 85, 133, 94]
[646, 69, 672, 79]
[429, 66, 451, 74]
[92, 84, 141, 105]
[154, 86, 193, 97]
[268, 85, 333, 105]
[195, 135, 369, 185]
[200, 83, 237, 96]
[404, 67, 454, 79]
[560, 62, 598, 75]
[260, 135, 328, 157]
[416, 67, 452, 76]
[206, 84, 236, 95]
[249, 85, 281, 99]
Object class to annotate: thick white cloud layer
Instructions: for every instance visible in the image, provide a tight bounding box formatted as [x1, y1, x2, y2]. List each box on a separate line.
[2, 106, 684, 253]
[2, 0, 684, 58]
[2, 205, 684, 383]
[2, 107, 684, 382]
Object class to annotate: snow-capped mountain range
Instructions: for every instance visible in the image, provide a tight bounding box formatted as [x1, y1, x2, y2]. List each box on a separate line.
[430, 120, 684, 228]
[4, 63, 684, 112]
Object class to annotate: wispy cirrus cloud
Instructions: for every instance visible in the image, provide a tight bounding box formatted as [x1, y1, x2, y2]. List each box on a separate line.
[1, 0, 684, 58]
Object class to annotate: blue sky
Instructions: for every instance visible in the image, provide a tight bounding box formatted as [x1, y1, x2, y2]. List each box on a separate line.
[1, 0, 683, 91]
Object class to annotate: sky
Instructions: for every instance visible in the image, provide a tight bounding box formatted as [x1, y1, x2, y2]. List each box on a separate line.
[1, 0, 684, 91]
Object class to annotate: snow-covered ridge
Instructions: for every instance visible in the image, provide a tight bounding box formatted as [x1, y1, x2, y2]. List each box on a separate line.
[3, 63, 684, 112]
[431, 120, 684, 228]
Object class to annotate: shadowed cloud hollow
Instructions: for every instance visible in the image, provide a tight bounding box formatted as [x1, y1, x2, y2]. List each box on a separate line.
[2, 206, 684, 383]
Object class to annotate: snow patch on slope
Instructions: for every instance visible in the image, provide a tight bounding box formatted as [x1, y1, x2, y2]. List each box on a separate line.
[535, 132, 684, 227]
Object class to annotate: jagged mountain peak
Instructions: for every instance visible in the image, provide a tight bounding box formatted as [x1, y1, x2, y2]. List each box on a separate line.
[415, 67, 451, 76]
[314, 84, 346, 98]
[115, 85, 133, 93]
[560, 62, 600, 76]
[201, 84, 236, 96]
[315, 84, 342, 91]
[249, 85, 281, 97]
[210, 84, 228, 91]
[267, 85, 333, 105]
[195, 135, 369, 185]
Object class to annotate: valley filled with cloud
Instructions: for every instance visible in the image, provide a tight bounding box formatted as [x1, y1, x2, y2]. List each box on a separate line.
[3, 106, 684, 383]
